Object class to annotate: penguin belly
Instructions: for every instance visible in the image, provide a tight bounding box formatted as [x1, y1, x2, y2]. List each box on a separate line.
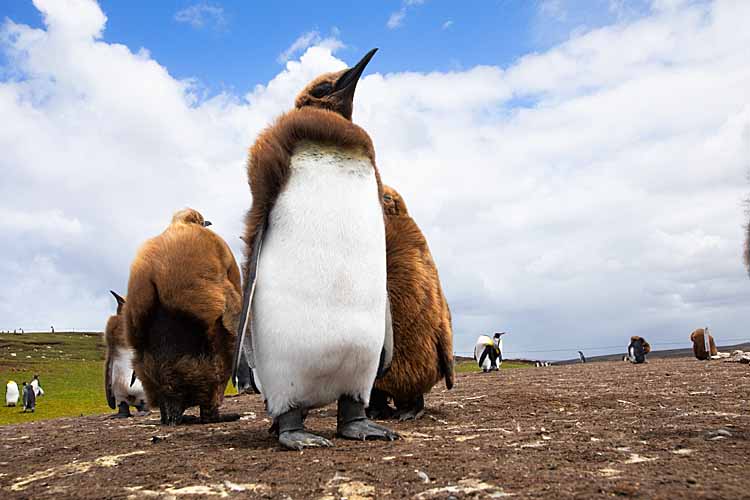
[6, 382, 19, 406]
[474, 336, 493, 370]
[252, 142, 387, 418]
[111, 347, 146, 405]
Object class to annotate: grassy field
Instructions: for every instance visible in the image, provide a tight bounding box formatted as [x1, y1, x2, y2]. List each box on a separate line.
[1, 332, 529, 425]
[0, 332, 110, 425]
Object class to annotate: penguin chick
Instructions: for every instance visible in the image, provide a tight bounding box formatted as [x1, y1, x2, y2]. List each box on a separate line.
[104, 291, 148, 418]
[626, 336, 650, 364]
[235, 49, 399, 450]
[369, 185, 454, 421]
[689, 327, 717, 361]
[125, 208, 241, 426]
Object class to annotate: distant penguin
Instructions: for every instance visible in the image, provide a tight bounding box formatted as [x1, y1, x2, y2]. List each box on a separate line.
[22, 382, 35, 412]
[233, 48, 398, 450]
[104, 291, 148, 418]
[690, 327, 717, 360]
[626, 336, 650, 364]
[5, 381, 19, 407]
[578, 351, 587, 363]
[367, 185, 454, 421]
[474, 333, 504, 372]
[125, 209, 242, 425]
[30, 374, 44, 397]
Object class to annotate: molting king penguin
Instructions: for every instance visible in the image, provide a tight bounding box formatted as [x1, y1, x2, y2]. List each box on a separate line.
[125, 208, 242, 425]
[233, 48, 399, 450]
[104, 290, 148, 417]
[367, 185, 454, 421]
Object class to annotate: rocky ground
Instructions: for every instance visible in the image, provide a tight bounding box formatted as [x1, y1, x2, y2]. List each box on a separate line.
[1, 357, 748, 499]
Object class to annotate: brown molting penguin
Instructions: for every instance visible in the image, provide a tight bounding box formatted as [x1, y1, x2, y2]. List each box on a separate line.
[690, 327, 717, 360]
[125, 208, 242, 425]
[104, 291, 148, 417]
[234, 48, 399, 450]
[368, 185, 455, 420]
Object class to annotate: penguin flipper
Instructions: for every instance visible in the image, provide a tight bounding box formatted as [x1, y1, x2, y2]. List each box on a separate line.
[104, 352, 116, 410]
[232, 222, 265, 390]
[376, 295, 394, 380]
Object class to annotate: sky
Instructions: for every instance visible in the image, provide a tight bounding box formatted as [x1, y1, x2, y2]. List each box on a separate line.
[1, 0, 748, 361]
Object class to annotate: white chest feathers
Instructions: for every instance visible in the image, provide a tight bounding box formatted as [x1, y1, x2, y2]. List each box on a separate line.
[6, 382, 19, 405]
[252, 141, 387, 416]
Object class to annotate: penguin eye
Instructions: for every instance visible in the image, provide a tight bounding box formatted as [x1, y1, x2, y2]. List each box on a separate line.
[383, 194, 393, 202]
[310, 82, 333, 98]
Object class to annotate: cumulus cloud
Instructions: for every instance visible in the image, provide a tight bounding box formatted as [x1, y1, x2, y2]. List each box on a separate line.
[1, 0, 749, 359]
[174, 2, 226, 30]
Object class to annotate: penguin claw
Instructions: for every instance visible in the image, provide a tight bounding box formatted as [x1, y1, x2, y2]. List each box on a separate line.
[279, 430, 334, 451]
[337, 419, 400, 442]
[396, 408, 425, 421]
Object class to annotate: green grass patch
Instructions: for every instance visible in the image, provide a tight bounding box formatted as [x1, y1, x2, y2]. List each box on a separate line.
[0, 331, 240, 425]
[455, 360, 530, 373]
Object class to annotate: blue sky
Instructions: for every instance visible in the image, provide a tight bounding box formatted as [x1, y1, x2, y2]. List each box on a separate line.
[1, 0, 748, 361]
[2, 0, 648, 96]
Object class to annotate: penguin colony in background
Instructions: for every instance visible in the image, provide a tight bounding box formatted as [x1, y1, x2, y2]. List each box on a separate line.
[124, 208, 242, 425]
[367, 185, 455, 421]
[104, 291, 148, 418]
[234, 48, 400, 450]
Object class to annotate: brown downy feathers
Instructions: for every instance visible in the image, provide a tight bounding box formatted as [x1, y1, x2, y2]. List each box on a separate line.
[630, 335, 651, 354]
[124, 208, 241, 420]
[689, 328, 717, 360]
[375, 185, 455, 403]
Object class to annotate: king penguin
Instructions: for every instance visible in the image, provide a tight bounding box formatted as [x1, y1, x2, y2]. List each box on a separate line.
[368, 185, 454, 421]
[5, 380, 19, 407]
[234, 48, 398, 450]
[104, 291, 148, 417]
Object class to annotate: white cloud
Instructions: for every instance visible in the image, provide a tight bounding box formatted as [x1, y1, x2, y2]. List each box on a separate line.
[387, 0, 427, 29]
[174, 2, 226, 30]
[277, 30, 344, 64]
[441, 20, 454, 30]
[2, 0, 749, 360]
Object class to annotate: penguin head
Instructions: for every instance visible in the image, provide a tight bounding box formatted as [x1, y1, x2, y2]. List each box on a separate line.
[295, 48, 377, 121]
[171, 208, 212, 227]
[382, 185, 409, 216]
[109, 290, 126, 315]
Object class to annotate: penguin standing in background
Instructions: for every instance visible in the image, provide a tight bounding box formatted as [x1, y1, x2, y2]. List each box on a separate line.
[626, 336, 650, 364]
[367, 185, 455, 421]
[5, 381, 19, 407]
[690, 327, 717, 360]
[578, 351, 587, 363]
[234, 48, 398, 450]
[30, 374, 44, 397]
[104, 291, 148, 418]
[126, 209, 242, 425]
[22, 382, 35, 412]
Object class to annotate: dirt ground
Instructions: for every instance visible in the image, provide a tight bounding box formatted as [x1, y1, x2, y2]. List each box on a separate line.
[1, 357, 748, 499]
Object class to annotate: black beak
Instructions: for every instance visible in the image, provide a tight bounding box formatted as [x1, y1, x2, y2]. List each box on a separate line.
[334, 48, 377, 94]
[203, 220, 212, 227]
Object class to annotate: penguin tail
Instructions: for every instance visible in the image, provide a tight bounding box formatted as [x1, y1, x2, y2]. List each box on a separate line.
[437, 336, 455, 390]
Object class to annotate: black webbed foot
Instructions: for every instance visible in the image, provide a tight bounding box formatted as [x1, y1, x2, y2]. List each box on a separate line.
[337, 395, 399, 441]
[276, 408, 332, 450]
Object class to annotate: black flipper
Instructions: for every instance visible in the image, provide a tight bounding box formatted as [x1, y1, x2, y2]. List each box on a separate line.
[235, 349, 261, 394]
[105, 353, 116, 410]
[232, 222, 266, 388]
[376, 295, 394, 380]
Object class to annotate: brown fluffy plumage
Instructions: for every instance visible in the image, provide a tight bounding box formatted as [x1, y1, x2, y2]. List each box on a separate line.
[371, 185, 454, 418]
[124, 208, 241, 424]
[241, 106, 382, 281]
[630, 335, 651, 354]
[689, 328, 717, 360]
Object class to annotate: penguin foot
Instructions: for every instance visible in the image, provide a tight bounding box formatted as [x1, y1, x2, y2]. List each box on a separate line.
[337, 419, 399, 441]
[111, 401, 132, 419]
[279, 430, 334, 451]
[366, 389, 395, 420]
[394, 395, 425, 421]
[277, 408, 332, 450]
[337, 396, 399, 441]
